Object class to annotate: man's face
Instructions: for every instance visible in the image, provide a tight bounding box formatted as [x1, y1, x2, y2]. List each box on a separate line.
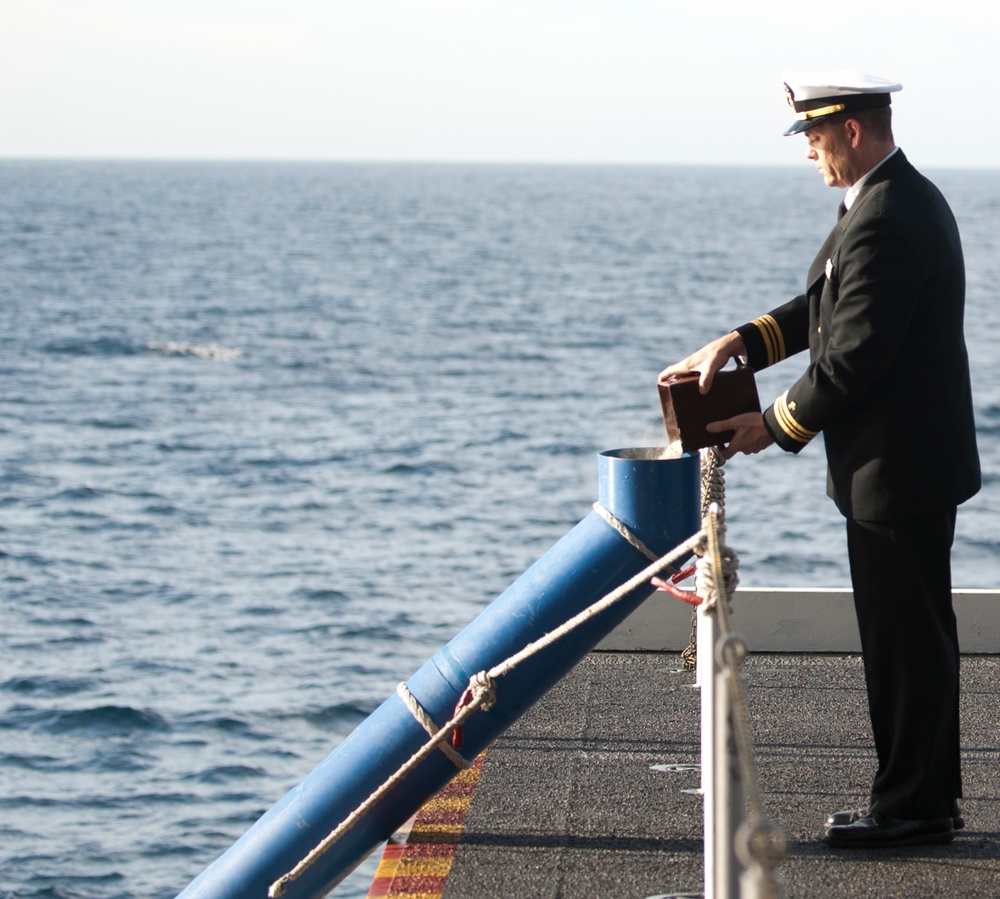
[804, 121, 854, 188]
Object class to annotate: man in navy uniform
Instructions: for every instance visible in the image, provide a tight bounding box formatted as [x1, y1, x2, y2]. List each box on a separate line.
[660, 71, 980, 847]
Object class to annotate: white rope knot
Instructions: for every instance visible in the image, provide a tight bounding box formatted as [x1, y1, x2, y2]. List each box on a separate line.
[469, 671, 497, 711]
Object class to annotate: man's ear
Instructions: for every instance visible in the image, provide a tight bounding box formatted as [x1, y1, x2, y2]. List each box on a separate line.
[844, 117, 863, 147]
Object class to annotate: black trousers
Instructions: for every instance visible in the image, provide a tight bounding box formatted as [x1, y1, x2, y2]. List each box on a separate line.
[845, 507, 961, 821]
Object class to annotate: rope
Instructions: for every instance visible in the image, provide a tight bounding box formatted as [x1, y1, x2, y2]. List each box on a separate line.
[488, 530, 705, 681]
[694, 522, 739, 617]
[268, 522, 705, 898]
[396, 682, 470, 770]
[680, 447, 727, 671]
[592, 502, 656, 560]
[269, 674, 497, 898]
[594, 503, 681, 577]
[699, 505, 786, 882]
[268, 448, 785, 897]
[701, 447, 726, 519]
[592, 502, 679, 576]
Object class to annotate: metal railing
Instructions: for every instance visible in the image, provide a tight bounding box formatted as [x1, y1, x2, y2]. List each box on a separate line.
[694, 449, 787, 899]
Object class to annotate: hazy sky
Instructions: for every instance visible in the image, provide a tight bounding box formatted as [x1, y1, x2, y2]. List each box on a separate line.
[3, 1, 996, 167]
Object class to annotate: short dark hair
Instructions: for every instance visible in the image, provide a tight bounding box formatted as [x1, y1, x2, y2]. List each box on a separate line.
[828, 106, 893, 142]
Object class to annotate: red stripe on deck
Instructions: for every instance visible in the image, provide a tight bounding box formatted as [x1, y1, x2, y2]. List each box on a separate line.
[367, 753, 485, 899]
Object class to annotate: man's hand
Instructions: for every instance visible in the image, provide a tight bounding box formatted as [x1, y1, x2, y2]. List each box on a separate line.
[658, 331, 747, 394]
[708, 412, 774, 460]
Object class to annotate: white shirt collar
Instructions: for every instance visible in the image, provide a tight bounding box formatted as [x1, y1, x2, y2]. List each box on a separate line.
[844, 147, 899, 209]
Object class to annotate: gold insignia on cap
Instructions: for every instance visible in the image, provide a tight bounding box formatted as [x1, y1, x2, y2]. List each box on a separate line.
[795, 102, 847, 122]
[784, 83, 796, 108]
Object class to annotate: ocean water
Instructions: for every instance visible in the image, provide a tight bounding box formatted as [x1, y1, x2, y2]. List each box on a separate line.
[2, 160, 1000, 898]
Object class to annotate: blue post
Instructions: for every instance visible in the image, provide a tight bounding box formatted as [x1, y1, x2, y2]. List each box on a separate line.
[177, 448, 700, 899]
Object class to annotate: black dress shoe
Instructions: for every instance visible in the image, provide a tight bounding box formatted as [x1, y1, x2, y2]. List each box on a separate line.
[825, 799, 964, 830]
[823, 813, 954, 848]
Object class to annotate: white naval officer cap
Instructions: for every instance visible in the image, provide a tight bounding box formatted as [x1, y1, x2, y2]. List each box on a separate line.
[782, 70, 902, 135]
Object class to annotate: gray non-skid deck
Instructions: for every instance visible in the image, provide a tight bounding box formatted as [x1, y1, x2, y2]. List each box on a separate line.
[439, 652, 1000, 899]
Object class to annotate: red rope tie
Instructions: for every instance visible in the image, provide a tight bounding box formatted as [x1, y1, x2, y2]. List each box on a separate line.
[450, 685, 476, 749]
[671, 565, 697, 584]
[651, 576, 702, 606]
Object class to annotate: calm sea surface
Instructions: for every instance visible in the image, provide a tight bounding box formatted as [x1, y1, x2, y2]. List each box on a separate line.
[3, 161, 1000, 897]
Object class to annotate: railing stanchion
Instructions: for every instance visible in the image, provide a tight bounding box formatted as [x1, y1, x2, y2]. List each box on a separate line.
[691, 489, 786, 899]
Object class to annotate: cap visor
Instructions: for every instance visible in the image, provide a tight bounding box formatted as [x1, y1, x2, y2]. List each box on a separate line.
[784, 115, 829, 136]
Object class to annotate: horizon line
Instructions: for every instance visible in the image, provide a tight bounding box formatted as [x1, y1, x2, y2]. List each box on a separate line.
[2, 154, 997, 171]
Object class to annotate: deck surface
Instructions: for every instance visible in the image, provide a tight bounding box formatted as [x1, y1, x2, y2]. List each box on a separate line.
[375, 651, 1000, 899]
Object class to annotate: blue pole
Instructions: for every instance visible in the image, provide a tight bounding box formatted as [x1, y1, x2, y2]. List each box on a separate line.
[177, 448, 700, 899]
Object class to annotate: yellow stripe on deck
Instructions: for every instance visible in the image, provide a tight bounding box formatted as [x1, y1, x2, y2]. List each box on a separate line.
[367, 753, 486, 899]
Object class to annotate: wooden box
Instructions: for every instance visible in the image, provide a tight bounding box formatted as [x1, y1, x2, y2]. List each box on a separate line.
[658, 366, 760, 454]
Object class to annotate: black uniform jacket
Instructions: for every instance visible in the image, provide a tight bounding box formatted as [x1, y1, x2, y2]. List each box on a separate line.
[736, 150, 980, 520]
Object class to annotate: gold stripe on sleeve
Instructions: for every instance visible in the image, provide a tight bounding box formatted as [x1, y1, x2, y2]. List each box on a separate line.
[773, 392, 816, 444]
[750, 314, 786, 367]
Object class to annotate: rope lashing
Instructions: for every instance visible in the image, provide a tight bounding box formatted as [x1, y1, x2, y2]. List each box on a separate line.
[269, 528, 705, 899]
[450, 671, 497, 750]
[485, 530, 703, 681]
[592, 502, 680, 576]
[701, 446, 726, 518]
[694, 518, 739, 615]
[269, 673, 497, 898]
[677, 447, 727, 671]
[698, 504, 785, 878]
[396, 682, 470, 770]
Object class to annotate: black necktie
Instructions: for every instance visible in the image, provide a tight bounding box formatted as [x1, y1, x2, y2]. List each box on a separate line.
[837, 201, 847, 221]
